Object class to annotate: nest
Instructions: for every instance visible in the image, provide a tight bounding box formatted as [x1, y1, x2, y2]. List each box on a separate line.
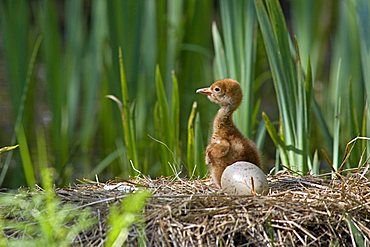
[49, 167, 370, 246]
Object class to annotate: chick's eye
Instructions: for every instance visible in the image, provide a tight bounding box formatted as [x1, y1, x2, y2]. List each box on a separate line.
[214, 87, 221, 93]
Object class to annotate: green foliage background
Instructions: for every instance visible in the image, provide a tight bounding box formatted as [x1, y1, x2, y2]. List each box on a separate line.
[0, 0, 369, 188]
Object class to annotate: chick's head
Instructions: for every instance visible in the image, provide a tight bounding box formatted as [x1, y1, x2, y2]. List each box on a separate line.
[196, 79, 242, 110]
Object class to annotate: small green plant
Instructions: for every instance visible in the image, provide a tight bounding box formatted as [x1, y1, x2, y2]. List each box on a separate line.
[0, 186, 95, 246]
[106, 190, 151, 247]
[345, 214, 366, 246]
[0, 131, 152, 245]
[106, 47, 139, 176]
[186, 102, 206, 178]
[108, 59, 182, 177]
[0, 133, 95, 246]
[153, 68, 181, 175]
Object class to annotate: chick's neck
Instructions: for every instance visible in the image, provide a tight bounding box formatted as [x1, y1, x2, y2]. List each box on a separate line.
[213, 106, 238, 136]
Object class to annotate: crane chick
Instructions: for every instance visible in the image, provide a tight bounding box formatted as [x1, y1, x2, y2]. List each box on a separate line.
[196, 79, 261, 188]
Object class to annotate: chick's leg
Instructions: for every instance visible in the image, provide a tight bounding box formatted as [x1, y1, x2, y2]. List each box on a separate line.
[210, 165, 224, 188]
[206, 139, 230, 188]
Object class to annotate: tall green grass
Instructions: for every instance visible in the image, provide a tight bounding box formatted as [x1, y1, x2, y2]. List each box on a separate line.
[0, 0, 369, 187]
[327, 0, 366, 169]
[0, 1, 35, 186]
[0, 0, 29, 113]
[255, 0, 314, 174]
[353, 0, 370, 157]
[213, 0, 260, 139]
[102, 0, 211, 178]
[0, 0, 212, 186]
[254, 0, 369, 175]
[38, 0, 69, 179]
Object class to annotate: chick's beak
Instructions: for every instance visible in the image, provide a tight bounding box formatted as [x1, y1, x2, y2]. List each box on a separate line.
[196, 87, 212, 96]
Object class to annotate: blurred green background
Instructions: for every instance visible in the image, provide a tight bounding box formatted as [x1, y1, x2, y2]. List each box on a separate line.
[0, 0, 369, 188]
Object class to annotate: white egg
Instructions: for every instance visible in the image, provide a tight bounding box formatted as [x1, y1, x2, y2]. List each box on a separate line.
[221, 161, 269, 195]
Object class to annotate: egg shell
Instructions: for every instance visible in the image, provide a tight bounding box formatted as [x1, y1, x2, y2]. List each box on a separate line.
[221, 161, 269, 195]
